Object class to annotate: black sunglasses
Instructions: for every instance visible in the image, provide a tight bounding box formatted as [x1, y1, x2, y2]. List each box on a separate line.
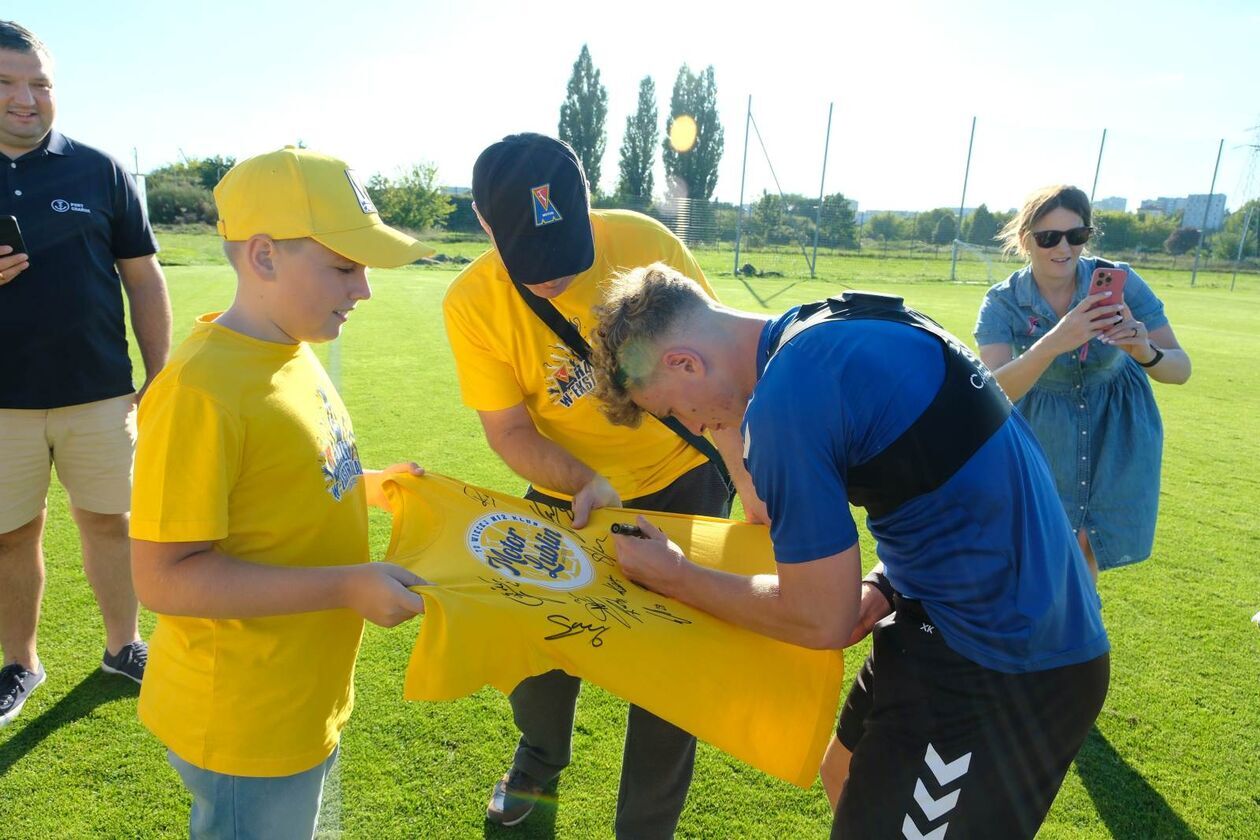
[1031, 226, 1093, 249]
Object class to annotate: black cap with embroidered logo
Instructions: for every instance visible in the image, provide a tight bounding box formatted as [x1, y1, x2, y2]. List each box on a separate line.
[471, 134, 595, 286]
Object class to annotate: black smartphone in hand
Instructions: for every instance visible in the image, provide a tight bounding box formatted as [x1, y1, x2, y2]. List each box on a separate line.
[0, 215, 29, 255]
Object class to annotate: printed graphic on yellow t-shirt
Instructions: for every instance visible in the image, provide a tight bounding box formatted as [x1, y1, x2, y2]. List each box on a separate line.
[384, 472, 844, 788]
[443, 210, 715, 500]
[131, 316, 369, 777]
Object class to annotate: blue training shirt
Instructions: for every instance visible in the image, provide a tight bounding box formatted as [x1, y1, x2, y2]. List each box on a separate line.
[742, 309, 1109, 674]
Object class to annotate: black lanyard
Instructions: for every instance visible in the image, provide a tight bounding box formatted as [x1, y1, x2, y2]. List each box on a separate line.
[510, 280, 734, 496]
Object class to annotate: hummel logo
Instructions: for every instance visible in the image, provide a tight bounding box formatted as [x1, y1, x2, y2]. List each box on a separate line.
[902, 743, 973, 839]
[901, 815, 949, 840]
[913, 778, 959, 820]
[920, 623, 935, 634]
[924, 743, 971, 785]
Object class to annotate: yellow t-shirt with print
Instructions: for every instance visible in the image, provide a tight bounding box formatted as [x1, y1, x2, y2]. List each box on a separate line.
[443, 209, 714, 500]
[382, 472, 844, 789]
[130, 315, 369, 777]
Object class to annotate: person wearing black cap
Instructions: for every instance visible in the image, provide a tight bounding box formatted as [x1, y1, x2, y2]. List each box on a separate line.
[442, 133, 763, 835]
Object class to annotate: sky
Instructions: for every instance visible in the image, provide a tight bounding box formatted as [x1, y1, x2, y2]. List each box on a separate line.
[15, 0, 1260, 213]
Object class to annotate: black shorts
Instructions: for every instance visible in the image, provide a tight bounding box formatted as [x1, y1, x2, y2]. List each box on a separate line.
[834, 597, 1109, 840]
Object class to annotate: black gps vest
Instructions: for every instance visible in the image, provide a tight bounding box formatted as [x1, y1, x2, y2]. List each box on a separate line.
[766, 292, 1013, 518]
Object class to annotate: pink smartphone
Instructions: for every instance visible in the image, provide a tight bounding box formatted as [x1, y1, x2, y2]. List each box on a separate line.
[1087, 267, 1126, 309]
[1079, 267, 1127, 361]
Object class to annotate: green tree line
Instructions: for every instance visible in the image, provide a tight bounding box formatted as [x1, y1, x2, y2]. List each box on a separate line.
[143, 155, 453, 237]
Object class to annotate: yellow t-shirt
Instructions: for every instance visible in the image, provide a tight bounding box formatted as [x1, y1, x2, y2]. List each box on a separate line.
[384, 473, 844, 789]
[131, 315, 369, 777]
[443, 209, 714, 500]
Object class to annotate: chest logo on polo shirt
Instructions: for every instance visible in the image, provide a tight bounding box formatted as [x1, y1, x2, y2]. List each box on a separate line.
[543, 342, 595, 408]
[50, 198, 91, 214]
[531, 184, 563, 226]
[317, 387, 363, 501]
[467, 512, 594, 591]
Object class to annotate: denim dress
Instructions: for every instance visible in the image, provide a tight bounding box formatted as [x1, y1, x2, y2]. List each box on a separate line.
[974, 257, 1168, 569]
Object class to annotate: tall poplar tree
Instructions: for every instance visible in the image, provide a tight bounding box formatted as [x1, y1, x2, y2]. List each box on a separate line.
[558, 44, 608, 197]
[616, 76, 658, 204]
[662, 64, 724, 202]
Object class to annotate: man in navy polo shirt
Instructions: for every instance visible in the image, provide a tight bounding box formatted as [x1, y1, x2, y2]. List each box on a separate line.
[0, 20, 171, 727]
[593, 264, 1110, 839]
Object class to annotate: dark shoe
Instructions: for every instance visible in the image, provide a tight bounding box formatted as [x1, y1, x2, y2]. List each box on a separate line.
[0, 662, 46, 726]
[102, 640, 147, 684]
[486, 768, 546, 827]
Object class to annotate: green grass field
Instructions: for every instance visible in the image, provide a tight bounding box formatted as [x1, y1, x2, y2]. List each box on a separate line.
[1, 234, 1257, 838]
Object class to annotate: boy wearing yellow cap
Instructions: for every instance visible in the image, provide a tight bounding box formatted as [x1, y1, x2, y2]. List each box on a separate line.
[129, 147, 433, 838]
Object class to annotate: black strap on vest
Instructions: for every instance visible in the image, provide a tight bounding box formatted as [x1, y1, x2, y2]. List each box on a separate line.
[767, 291, 1012, 519]
[509, 281, 734, 496]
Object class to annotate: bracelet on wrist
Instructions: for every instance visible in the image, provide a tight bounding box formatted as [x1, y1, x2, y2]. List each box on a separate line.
[1137, 343, 1164, 368]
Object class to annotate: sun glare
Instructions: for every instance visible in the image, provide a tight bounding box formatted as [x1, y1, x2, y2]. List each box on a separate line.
[669, 115, 697, 153]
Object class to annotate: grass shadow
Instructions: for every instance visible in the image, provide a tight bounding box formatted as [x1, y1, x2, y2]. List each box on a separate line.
[482, 778, 560, 839]
[736, 275, 809, 309]
[0, 670, 138, 776]
[1075, 726, 1197, 840]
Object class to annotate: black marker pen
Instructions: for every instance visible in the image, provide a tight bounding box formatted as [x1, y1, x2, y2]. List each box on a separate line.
[611, 522, 646, 538]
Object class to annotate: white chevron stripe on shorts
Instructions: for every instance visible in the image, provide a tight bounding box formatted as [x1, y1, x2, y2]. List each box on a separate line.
[901, 743, 973, 839]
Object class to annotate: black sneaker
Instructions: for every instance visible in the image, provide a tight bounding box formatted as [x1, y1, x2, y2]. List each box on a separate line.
[101, 640, 147, 684]
[485, 768, 547, 827]
[0, 662, 46, 726]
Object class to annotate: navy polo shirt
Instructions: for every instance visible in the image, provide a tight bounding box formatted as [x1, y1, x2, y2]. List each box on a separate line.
[0, 131, 158, 409]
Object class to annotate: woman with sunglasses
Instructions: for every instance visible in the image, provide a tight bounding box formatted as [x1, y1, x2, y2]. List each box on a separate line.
[974, 185, 1191, 581]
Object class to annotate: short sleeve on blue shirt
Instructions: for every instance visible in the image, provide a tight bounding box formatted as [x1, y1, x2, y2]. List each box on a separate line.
[743, 315, 943, 564]
[746, 380, 857, 563]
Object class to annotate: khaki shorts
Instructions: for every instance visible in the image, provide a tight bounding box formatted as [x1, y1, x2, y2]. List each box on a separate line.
[0, 393, 137, 533]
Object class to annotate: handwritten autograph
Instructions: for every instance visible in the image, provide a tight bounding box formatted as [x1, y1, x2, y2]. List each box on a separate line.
[573, 595, 642, 628]
[544, 614, 608, 648]
[463, 485, 497, 509]
[585, 536, 618, 567]
[645, 603, 692, 625]
[480, 577, 565, 608]
[527, 500, 568, 528]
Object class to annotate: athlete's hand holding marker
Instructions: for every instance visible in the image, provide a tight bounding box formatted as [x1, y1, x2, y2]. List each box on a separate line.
[611, 516, 688, 596]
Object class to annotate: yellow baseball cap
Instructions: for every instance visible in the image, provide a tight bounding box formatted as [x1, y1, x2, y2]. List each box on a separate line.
[213, 146, 436, 267]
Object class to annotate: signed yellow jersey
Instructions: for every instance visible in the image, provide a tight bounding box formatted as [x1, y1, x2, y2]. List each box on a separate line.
[442, 210, 714, 500]
[131, 316, 369, 776]
[384, 473, 843, 788]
